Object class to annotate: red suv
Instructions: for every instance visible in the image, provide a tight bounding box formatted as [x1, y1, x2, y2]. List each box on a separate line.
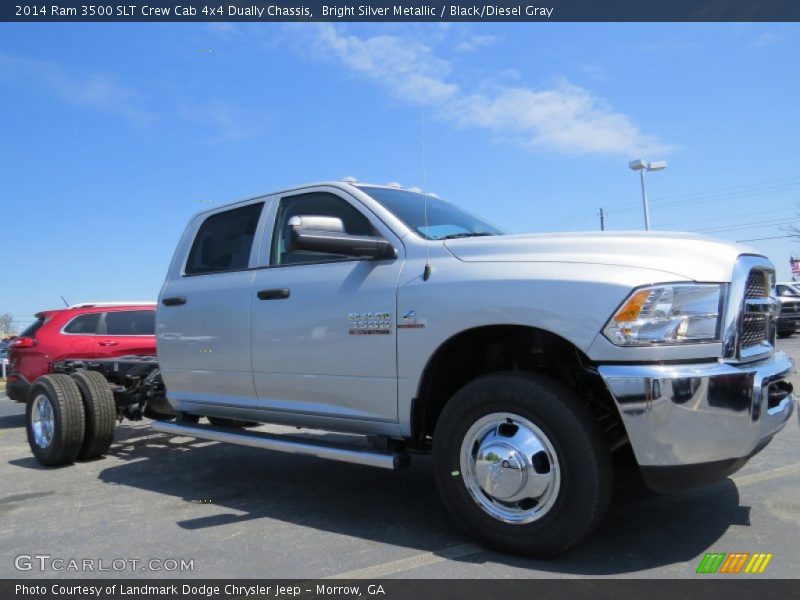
[6, 303, 157, 402]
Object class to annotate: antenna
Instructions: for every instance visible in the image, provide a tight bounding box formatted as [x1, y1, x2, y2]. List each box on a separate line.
[420, 104, 432, 281]
[59, 296, 69, 307]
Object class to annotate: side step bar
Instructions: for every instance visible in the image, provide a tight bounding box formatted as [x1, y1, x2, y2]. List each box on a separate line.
[151, 420, 410, 470]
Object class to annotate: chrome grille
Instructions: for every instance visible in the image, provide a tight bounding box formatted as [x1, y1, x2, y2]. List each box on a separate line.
[723, 257, 776, 361]
[745, 270, 768, 299]
[740, 268, 772, 351]
[741, 314, 768, 347]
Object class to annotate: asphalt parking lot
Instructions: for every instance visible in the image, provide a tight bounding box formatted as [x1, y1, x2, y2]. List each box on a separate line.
[1, 343, 798, 580]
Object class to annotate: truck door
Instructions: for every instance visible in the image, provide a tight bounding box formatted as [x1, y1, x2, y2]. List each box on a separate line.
[157, 199, 270, 411]
[250, 187, 404, 423]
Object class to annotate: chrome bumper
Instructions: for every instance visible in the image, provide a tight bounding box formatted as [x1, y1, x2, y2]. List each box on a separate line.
[598, 351, 795, 468]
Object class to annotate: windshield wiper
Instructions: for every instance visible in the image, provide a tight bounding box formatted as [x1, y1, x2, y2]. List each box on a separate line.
[439, 232, 496, 240]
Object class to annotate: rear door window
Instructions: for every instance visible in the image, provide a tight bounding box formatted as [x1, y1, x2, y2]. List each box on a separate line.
[103, 311, 155, 336]
[63, 313, 101, 334]
[185, 203, 264, 275]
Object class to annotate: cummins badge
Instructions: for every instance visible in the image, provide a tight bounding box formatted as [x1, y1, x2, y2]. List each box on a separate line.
[348, 311, 392, 335]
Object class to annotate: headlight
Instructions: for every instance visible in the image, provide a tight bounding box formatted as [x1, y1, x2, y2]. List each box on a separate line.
[603, 284, 723, 346]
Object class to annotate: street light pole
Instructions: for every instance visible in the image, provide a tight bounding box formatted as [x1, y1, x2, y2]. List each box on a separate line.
[629, 159, 667, 231]
[639, 168, 650, 231]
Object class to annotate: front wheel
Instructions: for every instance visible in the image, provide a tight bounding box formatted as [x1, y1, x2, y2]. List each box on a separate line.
[433, 372, 612, 557]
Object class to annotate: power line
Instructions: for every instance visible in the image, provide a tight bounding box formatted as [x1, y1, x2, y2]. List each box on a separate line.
[655, 182, 800, 210]
[736, 234, 800, 242]
[539, 175, 800, 231]
[659, 206, 797, 230]
[539, 209, 598, 231]
[604, 175, 800, 212]
[614, 181, 800, 216]
[695, 218, 800, 234]
[541, 213, 598, 232]
[657, 175, 800, 200]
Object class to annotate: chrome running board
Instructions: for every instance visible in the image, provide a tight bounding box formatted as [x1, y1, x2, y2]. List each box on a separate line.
[151, 420, 409, 470]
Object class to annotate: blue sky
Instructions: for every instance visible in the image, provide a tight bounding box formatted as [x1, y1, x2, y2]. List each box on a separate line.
[2, 22, 799, 329]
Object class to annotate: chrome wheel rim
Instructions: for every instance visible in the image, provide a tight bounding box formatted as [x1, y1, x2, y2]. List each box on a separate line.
[460, 412, 560, 524]
[31, 394, 55, 449]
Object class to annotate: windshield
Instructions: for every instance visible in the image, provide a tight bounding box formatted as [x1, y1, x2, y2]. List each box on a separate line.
[358, 186, 504, 240]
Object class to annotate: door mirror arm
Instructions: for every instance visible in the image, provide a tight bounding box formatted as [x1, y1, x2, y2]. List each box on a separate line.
[288, 215, 397, 260]
[290, 229, 397, 260]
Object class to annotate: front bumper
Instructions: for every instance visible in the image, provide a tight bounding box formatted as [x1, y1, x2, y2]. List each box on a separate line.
[598, 352, 795, 489]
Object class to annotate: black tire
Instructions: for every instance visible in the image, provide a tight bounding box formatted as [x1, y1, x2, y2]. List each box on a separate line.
[71, 371, 116, 460]
[207, 416, 257, 428]
[26, 374, 86, 466]
[433, 371, 613, 557]
[777, 330, 794, 339]
[178, 413, 201, 423]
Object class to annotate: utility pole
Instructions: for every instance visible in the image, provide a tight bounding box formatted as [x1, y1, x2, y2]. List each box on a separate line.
[599, 208, 606, 231]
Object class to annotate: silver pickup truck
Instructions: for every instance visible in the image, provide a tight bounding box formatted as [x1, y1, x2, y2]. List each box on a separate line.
[24, 181, 796, 557]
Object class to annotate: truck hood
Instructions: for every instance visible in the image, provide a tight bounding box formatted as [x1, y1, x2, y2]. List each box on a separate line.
[444, 231, 762, 282]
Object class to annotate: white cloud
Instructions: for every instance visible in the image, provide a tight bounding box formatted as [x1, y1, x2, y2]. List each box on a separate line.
[0, 51, 270, 144]
[307, 25, 668, 157]
[312, 24, 459, 105]
[578, 64, 607, 82]
[208, 22, 238, 37]
[179, 100, 268, 144]
[751, 31, 782, 47]
[455, 34, 498, 52]
[452, 82, 666, 155]
[0, 52, 152, 126]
